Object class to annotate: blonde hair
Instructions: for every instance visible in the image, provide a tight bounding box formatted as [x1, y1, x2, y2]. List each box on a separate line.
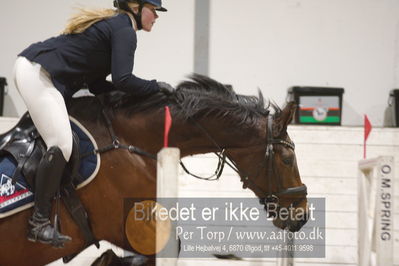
[62, 3, 139, 35]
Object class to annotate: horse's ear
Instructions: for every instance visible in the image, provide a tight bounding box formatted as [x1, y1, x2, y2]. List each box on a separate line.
[272, 101, 297, 137]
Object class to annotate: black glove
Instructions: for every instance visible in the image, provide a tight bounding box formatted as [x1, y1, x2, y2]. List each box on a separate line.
[158, 81, 175, 95]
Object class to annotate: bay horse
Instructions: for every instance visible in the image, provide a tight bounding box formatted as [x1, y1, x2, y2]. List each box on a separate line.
[0, 74, 308, 266]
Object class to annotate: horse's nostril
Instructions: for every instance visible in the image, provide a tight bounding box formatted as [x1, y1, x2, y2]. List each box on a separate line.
[287, 212, 309, 232]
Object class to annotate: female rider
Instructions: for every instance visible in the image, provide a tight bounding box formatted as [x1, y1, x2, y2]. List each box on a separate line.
[13, 0, 173, 247]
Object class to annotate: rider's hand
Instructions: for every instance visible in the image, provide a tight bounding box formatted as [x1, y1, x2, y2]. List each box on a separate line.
[158, 81, 175, 95]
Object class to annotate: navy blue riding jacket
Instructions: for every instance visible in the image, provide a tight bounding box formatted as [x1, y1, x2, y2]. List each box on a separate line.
[19, 13, 159, 99]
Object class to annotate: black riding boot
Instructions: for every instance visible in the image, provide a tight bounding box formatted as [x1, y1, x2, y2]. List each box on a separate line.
[27, 146, 72, 247]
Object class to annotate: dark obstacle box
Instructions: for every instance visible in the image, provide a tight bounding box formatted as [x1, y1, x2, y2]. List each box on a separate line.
[287, 86, 345, 126]
[0, 77, 5, 116]
[388, 89, 399, 127]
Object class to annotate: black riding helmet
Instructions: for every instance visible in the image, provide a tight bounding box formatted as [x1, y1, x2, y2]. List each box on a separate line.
[113, 0, 167, 30]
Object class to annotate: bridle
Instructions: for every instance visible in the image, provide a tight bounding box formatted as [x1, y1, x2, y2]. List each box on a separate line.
[239, 115, 307, 208]
[178, 110, 307, 209]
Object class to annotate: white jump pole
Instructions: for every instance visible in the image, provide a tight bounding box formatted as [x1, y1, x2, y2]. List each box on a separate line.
[276, 235, 294, 266]
[156, 147, 180, 266]
[358, 156, 394, 266]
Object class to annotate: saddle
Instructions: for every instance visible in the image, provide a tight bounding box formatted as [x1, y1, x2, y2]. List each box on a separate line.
[0, 112, 80, 188]
[0, 112, 99, 260]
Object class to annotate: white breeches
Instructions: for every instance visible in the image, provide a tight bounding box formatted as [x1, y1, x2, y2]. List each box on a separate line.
[13, 57, 72, 161]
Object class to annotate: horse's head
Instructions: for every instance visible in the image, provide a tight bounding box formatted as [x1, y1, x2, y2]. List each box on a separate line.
[227, 101, 308, 232]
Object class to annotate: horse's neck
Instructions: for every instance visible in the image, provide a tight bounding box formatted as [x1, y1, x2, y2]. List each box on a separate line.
[112, 113, 265, 157]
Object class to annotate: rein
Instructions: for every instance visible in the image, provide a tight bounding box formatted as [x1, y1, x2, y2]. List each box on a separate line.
[89, 107, 231, 180]
[87, 98, 231, 181]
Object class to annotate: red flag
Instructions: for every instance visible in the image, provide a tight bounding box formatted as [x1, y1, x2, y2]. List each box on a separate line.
[364, 115, 372, 141]
[363, 115, 372, 159]
[164, 106, 172, 147]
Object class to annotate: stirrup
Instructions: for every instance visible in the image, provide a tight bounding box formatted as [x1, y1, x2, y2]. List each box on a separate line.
[28, 216, 72, 248]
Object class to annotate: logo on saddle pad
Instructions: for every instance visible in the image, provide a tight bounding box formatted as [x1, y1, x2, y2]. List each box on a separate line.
[0, 174, 33, 209]
[0, 178, 15, 197]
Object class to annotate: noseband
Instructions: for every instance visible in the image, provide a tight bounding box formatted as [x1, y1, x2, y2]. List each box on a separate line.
[240, 115, 307, 207]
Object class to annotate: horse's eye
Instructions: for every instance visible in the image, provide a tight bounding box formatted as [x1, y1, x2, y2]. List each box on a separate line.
[282, 157, 293, 165]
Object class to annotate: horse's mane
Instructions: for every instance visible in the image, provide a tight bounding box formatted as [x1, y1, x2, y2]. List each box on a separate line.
[69, 74, 281, 126]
